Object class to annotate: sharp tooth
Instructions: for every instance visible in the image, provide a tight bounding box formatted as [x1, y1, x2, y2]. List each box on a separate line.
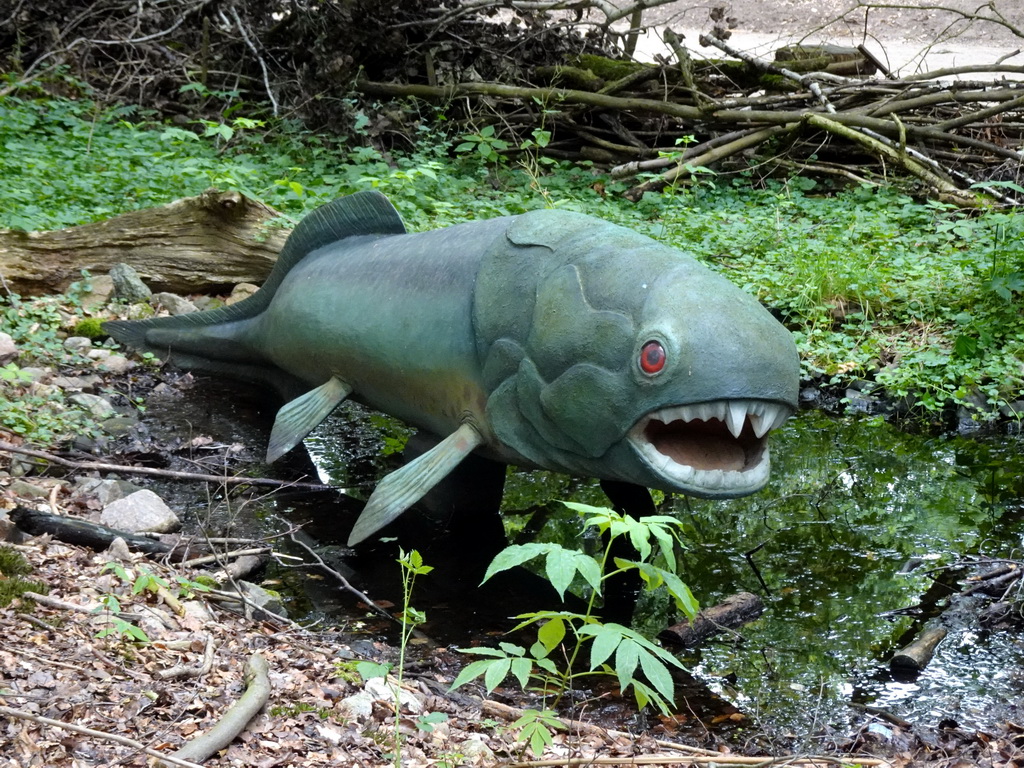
[771, 406, 792, 431]
[751, 404, 793, 437]
[726, 401, 746, 439]
[752, 410, 773, 438]
[699, 401, 723, 422]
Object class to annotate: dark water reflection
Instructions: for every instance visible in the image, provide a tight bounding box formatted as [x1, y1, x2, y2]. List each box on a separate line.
[657, 412, 1024, 736]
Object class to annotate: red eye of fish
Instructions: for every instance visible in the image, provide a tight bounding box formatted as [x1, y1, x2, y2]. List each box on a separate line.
[639, 341, 666, 375]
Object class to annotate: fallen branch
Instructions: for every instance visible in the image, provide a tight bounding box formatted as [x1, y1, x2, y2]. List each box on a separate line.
[10, 506, 176, 558]
[890, 620, 948, 672]
[625, 125, 792, 200]
[212, 554, 269, 584]
[659, 591, 765, 647]
[803, 113, 970, 201]
[157, 633, 217, 680]
[0, 440, 339, 493]
[0, 705, 204, 768]
[159, 652, 271, 766]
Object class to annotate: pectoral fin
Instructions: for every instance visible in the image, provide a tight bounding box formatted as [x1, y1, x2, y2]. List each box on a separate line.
[347, 422, 484, 545]
[266, 376, 353, 463]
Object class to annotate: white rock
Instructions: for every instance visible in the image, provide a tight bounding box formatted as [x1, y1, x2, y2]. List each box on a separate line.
[96, 354, 134, 374]
[226, 283, 259, 305]
[151, 292, 198, 315]
[459, 735, 497, 763]
[75, 477, 143, 506]
[63, 336, 93, 353]
[100, 489, 181, 533]
[68, 392, 117, 419]
[365, 677, 424, 714]
[0, 332, 17, 365]
[336, 690, 375, 720]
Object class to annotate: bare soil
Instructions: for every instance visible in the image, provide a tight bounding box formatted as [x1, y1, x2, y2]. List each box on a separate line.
[640, 0, 1024, 45]
[630, 0, 1024, 73]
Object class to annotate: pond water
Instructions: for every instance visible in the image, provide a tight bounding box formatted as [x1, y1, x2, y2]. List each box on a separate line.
[143, 382, 1024, 741]
[661, 411, 1024, 739]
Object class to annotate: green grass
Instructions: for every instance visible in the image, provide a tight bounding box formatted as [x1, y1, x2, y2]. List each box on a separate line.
[1, 92, 1022, 430]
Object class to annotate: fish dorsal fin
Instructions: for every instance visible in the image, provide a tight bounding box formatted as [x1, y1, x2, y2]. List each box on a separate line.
[283, 189, 407, 266]
[266, 376, 353, 463]
[234, 189, 406, 319]
[347, 423, 485, 545]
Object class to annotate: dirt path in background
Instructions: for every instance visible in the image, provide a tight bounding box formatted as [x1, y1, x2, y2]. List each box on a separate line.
[625, 0, 1024, 75]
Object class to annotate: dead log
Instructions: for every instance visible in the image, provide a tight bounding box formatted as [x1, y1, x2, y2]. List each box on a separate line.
[9, 505, 177, 557]
[890, 620, 948, 672]
[0, 188, 288, 296]
[659, 591, 764, 647]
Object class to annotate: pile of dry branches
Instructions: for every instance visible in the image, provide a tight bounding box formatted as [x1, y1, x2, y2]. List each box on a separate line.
[359, 16, 1024, 205]
[4, 0, 1024, 203]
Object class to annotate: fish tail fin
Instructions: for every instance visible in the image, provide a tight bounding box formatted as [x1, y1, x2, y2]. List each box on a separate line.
[104, 306, 293, 389]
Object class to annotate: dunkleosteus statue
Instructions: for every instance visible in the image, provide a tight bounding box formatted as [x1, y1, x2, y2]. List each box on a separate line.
[105, 191, 800, 545]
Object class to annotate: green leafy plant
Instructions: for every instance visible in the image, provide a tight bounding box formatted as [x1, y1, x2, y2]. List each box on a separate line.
[510, 709, 565, 756]
[451, 502, 697, 715]
[92, 593, 150, 644]
[102, 562, 169, 596]
[0, 364, 32, 384]
[455, 124, 510, 164]
[355, 549, 437, 768]
[0, 546, 49, 609]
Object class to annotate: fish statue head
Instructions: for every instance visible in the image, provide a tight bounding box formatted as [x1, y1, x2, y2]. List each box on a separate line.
[476, 209, 800, 498]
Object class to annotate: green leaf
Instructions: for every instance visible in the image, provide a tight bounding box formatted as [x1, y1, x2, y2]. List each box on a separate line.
[356, 660, 390, 680]
[458, 646, 511, 658]
[416, 711, 448, 732]
[450, 658, 500, 691]
[537, 616, 566, 652]
[614, 638, 640, 692]
[583, 623, 621, 670]
[544, 548, 581, 598]
[483, 657, 512, 691]
[498, 641, 526, 657]
[510, 657, 533, 688]
[639, 646, 676, 702]
[482, 543, 549, 583]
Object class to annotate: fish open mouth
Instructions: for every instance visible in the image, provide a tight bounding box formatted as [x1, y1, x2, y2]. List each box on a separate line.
[628, 399, 792, 496]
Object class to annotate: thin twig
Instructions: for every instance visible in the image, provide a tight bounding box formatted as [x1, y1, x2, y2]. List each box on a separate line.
[0, 440, 341, 493]
[284, 531, 398, 624]
[225, 5, 278, 115]
[0, 705, 204, 768]
[179, 546, 271, 568]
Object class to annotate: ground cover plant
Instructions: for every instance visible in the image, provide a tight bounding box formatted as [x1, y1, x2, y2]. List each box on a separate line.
[1, 90, 1022, 436]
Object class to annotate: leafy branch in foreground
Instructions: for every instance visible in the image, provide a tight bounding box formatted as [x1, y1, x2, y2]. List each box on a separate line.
[451, 502, 697, 715]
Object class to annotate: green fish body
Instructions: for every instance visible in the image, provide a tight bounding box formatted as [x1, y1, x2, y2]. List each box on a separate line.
[105, 191, 800, 545]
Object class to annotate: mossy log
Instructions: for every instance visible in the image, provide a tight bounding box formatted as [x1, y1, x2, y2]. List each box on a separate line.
[775, 44, 877, 76]
[659, 591, 765, 647]
[535, 65, 605, 91]
[0, 189, 288, 296]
